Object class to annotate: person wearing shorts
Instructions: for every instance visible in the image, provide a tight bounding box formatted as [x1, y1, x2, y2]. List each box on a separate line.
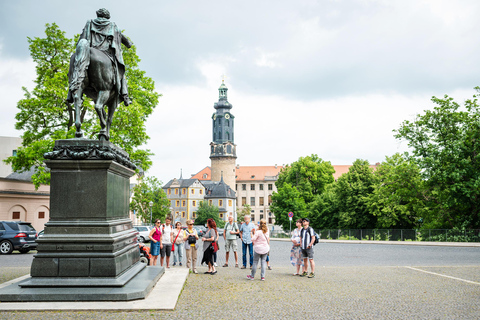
[160, 217, 174, 268]
[223, 215, 239, 267]
[300, 218, 315, 278]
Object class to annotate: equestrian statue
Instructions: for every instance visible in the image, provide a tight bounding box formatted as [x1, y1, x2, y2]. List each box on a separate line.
[67, 8, 133, 141]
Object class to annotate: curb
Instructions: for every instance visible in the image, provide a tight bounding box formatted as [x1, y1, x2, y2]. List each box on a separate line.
[270, 238, 480, 247]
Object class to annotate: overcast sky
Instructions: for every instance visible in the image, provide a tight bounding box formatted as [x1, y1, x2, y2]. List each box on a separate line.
[1, 0, 479, 184]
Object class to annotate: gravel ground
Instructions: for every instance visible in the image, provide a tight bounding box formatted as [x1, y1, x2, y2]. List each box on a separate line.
[1, 241, 479, 319]
[1, 265, 479, 319]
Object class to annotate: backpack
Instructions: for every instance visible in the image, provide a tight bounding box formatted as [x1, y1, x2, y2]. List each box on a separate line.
[311, 227, 320, 245]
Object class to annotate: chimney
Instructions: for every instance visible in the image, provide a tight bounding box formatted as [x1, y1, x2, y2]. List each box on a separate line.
[275, 164, 277, 169]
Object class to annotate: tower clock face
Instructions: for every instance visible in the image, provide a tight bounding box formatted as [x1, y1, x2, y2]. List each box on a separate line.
[225, 113, 230, 119]
[213, 114, 217, 120]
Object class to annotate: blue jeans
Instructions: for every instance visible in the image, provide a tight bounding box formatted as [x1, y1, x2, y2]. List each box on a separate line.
[173, 243, 184, 264]
[242, 242, 253, 267]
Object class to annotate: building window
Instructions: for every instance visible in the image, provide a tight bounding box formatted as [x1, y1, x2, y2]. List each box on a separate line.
[38, 212, 45, 219]
[259, 197, 264, 206]
[192, 212, 196, 218]
[12, 211, 20, 220]
[219, 200, 223, 207]
[192, 200, 196, 207]
[228, 200, 232, 206]
[191, 189, 195, 194]
[182, 200, 186, 207]
[242, 197, 246, 206]
[260, 214, 264, 220]
[182, 188, 186, 195]
[203, 173, 208, 179]
[168, 189, 171, 195]
[250, 184, 255, 191]
[268, 218, 272, 224]
[236, 184, 238, 190]
[250, 197, 255, 206]
[200, 189, 203, 195]
[209, 200, 213, 205]
[268, 195, 272, 205]
[251, 214, 255, 222]
[12, 150, 17, 156]
[259, 184, 264, 191]
[242, 184, 246, 191]
[175, 211, 179, 216]
[176, 200, 180, 207]
[268, 184, 273, 190]
[182, 212, 186, 218]
[220, 213, 224, 218]
[175, 188, 179, 194]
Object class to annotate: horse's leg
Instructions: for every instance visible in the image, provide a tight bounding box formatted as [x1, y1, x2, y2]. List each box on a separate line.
[73, 87, 84, 138]
[106, 94, 118, 141]
[95, 90, 110, 141]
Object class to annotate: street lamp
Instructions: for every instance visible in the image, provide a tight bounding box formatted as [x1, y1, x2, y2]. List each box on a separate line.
[149, 201, 153, 225]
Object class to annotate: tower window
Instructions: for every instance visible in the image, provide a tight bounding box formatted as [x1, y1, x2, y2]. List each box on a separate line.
[226, 120, 229, 126]
[226, 132, 230, 140]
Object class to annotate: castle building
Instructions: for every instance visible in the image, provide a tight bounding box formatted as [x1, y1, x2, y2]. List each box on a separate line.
[162, 177, 205, 223]
[210, 80, 237, 191]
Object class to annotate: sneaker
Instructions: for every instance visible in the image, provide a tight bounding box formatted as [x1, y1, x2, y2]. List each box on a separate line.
[193, 269, 198, 274]
[261, 277, 265, 281]
[179, 263, 182, 266]
[268, 266, 272, 270]
[214, 262, 218, 267]
[308, 272, 315, 278]
[300, 272, 308, 277]
[241, 266, 247, 269]
[246, 275, 254, 280]
[172, 262, 176, 266]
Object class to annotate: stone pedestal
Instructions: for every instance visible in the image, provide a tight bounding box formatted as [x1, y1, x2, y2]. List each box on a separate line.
[0, 139, 164, 301]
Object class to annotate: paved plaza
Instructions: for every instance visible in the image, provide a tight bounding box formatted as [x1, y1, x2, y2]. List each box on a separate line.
[0, 239, 479, 319]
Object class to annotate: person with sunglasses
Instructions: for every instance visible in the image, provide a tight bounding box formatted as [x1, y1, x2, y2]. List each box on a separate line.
[183, 220, 199, 274]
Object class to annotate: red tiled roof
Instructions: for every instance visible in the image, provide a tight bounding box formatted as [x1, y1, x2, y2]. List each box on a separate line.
[191, 164, 378, 182]
[191, 166, 211, 180]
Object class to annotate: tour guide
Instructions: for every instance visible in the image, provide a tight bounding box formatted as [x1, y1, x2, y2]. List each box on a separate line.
[239, 215, 256, 269]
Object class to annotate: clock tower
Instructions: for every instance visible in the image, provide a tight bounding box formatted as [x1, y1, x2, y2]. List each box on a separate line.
[210, 80, 236, 190]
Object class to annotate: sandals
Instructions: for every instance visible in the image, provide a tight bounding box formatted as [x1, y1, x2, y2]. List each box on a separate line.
[223, 263, 228, 267]
[235, 264, 239, 268]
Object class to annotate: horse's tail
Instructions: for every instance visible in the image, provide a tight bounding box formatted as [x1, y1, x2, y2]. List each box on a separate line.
[69, 39, 90, 92]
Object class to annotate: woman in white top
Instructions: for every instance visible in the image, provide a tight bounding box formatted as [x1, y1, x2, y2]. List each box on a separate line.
[247, 219, 270, 281]
[290, 218, 304, 275]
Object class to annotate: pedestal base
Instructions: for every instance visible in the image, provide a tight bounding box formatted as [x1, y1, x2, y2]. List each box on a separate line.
[0, 266, 164, 302]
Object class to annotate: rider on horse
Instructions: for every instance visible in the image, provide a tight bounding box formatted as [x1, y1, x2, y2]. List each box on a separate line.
[67, 8, 133, 106]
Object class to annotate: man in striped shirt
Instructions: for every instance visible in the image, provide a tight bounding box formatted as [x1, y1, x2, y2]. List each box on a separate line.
[300, 218, 315, 278]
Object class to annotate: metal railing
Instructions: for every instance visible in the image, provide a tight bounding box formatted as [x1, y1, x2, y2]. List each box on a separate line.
[270, 229, 480, 242]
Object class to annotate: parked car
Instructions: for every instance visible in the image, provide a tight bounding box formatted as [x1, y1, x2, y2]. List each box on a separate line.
[133, 225, 152, 243]
[193, 225, 206, 237]
[0, 221, 38, 254]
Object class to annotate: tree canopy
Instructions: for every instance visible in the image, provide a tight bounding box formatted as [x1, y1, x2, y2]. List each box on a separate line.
[129, 176, 170, 224]
[195, 201, 225, 228]
[395, 90, 480, 229]
[5, 23, 160, 188]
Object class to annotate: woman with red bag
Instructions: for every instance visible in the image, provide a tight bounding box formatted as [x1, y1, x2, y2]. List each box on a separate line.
[172, 221, 185, 266]
[201, 219, 218, 275]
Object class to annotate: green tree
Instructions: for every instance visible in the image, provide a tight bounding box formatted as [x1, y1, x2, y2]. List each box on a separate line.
[395, 89, 480, 228]
[236, 204, 251, 223]
[366, 153, 427, 229]
[195, 202, 225, 228]
[270, 183, 307, 231]
[308, 183, 339, 229]
[5, 23, 160, 188]
[276, 154, 335, 204]
[335, 159, 378, 229]
[129, 177, 170, 224]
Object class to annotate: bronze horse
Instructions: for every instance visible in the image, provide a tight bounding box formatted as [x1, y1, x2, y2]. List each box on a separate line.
[67, 39, 124, 141]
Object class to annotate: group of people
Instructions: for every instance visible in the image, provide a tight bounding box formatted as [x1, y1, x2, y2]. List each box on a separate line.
[146, 214, 316, 280]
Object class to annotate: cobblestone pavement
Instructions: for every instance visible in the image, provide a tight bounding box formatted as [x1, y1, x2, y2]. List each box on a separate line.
[1, 241, 479, 319]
